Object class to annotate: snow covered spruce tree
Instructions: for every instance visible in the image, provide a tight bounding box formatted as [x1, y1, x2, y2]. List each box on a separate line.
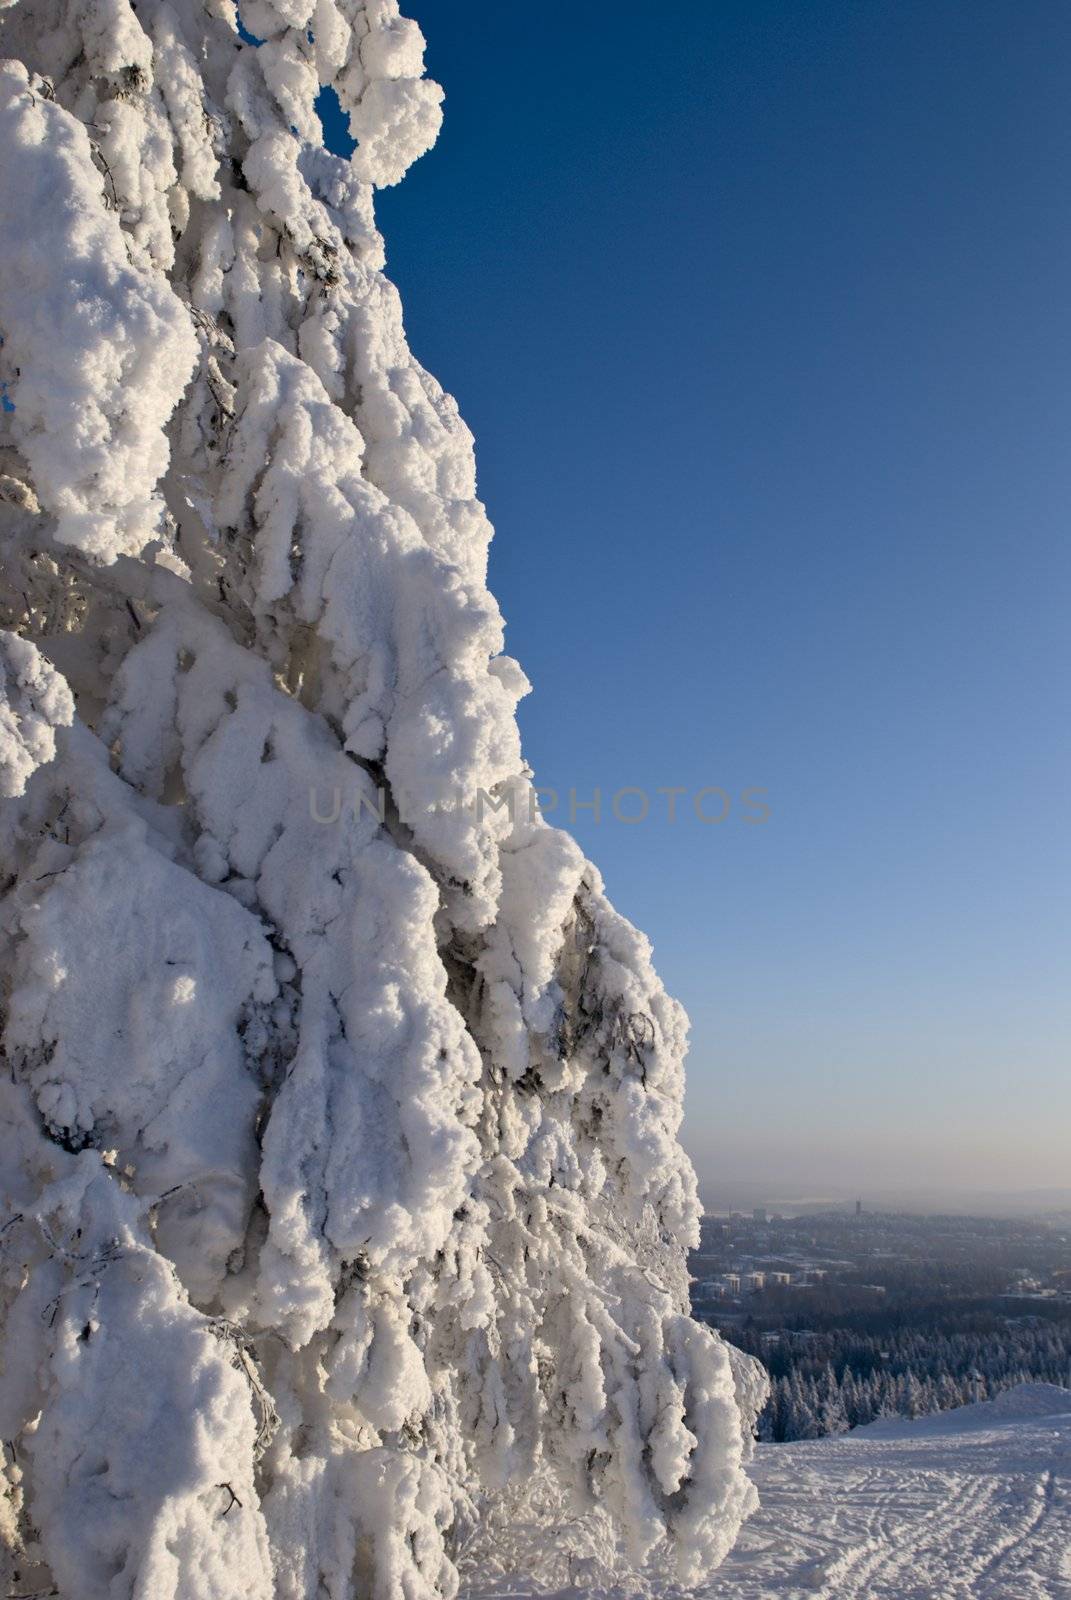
[0, 3, 765, 1595]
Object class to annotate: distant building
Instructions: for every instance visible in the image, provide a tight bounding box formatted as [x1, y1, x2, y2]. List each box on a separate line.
[769, 1271, 791, 1286]
[744, 1271, 766, 1291]
[721, 1273, 741, 1294]
[855, 1199, 863, 1217]
[753, 1207, 768, 1223]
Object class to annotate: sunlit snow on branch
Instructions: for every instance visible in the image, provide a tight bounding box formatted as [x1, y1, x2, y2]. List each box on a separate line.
[0, 2, 764, 1595]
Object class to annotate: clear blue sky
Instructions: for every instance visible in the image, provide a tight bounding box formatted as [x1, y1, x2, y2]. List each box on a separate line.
[362, 1, 1069, 1196]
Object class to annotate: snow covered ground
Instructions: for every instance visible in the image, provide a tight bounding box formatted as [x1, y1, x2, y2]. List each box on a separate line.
[464, 1384, 1071, 1599]
[703, 1381, 1071, 1598]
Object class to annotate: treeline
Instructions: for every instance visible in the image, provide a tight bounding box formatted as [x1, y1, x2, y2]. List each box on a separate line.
[728, 1318, 1071, 1442]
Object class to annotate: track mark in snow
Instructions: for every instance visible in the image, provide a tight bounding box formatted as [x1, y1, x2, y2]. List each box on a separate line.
[702, 1386, 1071, 1600]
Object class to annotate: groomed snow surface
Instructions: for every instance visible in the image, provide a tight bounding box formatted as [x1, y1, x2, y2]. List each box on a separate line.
[462, 1384, 1071, 1600]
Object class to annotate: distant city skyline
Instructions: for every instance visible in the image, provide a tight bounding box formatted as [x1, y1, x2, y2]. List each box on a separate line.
[694, 1178, 1071, 1220]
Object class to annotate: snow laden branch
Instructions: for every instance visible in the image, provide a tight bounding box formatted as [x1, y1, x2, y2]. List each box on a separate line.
[0, 2, 765, 1596]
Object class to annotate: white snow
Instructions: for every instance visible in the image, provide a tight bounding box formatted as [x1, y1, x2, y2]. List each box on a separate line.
[0, 62, 197, 561]
[0, 631, 73, 797]
[0, 0, 763, 1594]
[459, 1384, 1071, 1599]
[707, 1383, 1071, 1600]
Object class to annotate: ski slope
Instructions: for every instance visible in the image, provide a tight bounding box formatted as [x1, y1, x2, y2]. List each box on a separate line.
[462, 1384, 1071, 1599]
[704, 1383, 1071, 1599]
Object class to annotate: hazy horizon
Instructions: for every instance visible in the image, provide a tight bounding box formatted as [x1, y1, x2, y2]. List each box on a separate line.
[687, 1166, 1071, 1218]
[682, 1109, 1071, 1203]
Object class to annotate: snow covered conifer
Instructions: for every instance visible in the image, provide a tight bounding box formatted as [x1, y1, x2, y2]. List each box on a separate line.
[0, 3, 765, 1595]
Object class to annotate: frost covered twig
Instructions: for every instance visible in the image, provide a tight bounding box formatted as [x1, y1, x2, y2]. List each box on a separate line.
[207, 1320, 280, 1460]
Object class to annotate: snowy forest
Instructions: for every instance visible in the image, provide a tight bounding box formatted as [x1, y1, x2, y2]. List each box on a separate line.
[0, 1, 768, 1597]
[734, 1319, 1071, 1441]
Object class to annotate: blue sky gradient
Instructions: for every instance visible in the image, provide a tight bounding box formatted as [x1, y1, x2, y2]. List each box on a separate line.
[354, 1, 1070, 1194]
